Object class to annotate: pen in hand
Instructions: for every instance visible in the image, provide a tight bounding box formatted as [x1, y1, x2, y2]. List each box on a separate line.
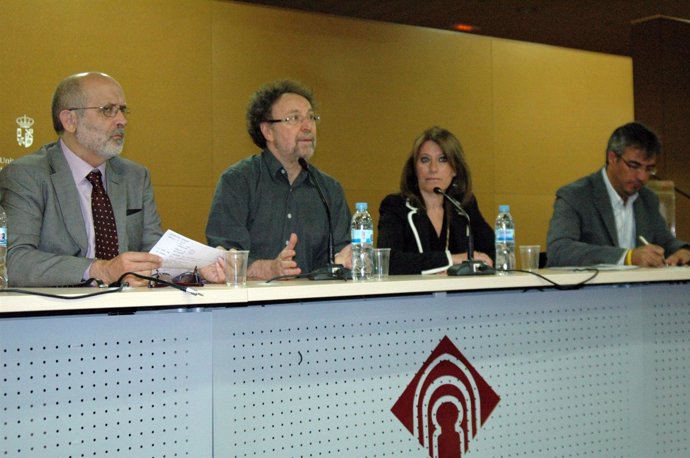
[638, 235, 668, 266]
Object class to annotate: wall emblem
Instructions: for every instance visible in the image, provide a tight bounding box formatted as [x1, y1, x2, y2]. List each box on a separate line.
[392, 336, 500, 458]
[16, 114, 35, 148]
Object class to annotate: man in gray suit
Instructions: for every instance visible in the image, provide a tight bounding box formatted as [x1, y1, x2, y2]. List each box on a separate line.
[0, 72, 221, 287]
[546, 122, 690, 267]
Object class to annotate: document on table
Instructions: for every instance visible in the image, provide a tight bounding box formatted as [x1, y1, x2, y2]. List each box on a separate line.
[589, 264, 639, 270]
[547, 264, 639, 271]
[149, 229, 225, 272]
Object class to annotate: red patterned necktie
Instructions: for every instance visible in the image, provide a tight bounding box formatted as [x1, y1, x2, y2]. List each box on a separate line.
[86, 170, 119, 260]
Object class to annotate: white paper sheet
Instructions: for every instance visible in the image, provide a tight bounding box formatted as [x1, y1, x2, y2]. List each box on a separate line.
[149, 229, 225, 271]
[547, 264, 639, 271]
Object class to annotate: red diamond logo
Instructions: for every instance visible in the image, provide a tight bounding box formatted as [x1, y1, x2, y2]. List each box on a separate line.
[392, 336, 500, 457]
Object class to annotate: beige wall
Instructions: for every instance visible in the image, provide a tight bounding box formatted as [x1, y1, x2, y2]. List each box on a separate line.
[0, 0, 633, 249]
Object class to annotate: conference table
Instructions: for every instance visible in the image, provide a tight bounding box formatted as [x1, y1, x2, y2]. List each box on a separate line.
[1, 267, 689, 457]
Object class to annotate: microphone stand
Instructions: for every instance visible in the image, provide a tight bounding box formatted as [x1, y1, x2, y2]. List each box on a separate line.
[433, 187, 495, 276]
[298, 158, 349, 280]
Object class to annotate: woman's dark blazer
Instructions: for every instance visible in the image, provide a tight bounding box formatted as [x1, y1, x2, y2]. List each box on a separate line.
[377, 193, 495, 275]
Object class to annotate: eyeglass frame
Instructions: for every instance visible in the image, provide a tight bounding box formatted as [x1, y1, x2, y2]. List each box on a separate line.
[264, 113, 320, 126]
[616, 154, 657, 176]
[67, 104, 130, 118]
[148, 267, 203, 289]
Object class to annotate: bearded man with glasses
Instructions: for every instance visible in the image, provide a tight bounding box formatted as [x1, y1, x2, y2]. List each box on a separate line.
[206, 80, 353, 280]
[0, 72, 224, 287]
[546, 122, 690, 267]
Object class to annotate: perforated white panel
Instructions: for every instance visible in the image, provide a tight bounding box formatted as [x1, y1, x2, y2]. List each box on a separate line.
[1, 311, 212, 457]
[2, 281, 688, 457]
[648, 287, 690, 457]
[213, 283, 690, 457]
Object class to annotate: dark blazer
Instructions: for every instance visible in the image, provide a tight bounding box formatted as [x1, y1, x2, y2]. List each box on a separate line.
[377, 193, 495, 275]
[0, 141, 163, 286]
[546, 169, 688, 266]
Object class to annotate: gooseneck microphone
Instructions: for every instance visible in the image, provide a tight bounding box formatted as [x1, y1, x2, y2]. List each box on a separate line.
[433, 187, 474, 259]
[298, 158, 348, 280]
[433, 187, 494, 276]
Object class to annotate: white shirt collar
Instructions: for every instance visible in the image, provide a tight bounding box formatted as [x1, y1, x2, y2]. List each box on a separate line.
[601, 167, 637, 249]
[601, 167, 638, 209]
[60, 139, 107, 186]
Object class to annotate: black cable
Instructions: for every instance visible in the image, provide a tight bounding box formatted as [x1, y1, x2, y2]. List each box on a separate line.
[265, 268, 600, 290]
[265, 272, 319, 283]
[265, 267, 353, 283]
[1, 269, 598, 297]
[0, 272, 202, 300]
[109, 272, 203, 295]
[505, 268, 600, 290]
[0, 284, 125, 299]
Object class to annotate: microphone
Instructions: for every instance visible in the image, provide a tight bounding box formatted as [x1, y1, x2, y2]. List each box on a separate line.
[433, 187, 494, 276]
[298, 158, 348, 280]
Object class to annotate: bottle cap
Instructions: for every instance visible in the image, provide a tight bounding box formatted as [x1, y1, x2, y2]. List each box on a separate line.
[499, 204, 510, 213]
[356, 202, 368, 212]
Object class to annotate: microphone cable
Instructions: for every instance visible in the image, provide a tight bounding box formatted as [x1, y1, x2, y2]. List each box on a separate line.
[0, 283, 125, 300]
[265, 267, 350, 283]
[0, 271, 202, 300]
[109, 272, 203, 296]
[264, 268, 599, 290]
[501, 268, 600, 291]
[264, 273, 307, 283]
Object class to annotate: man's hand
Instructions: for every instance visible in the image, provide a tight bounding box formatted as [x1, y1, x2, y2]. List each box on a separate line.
[247, 233, 302, 280]
[631, 244, 665, 267]
[334, 244, 353, 269]
[199, 256, 226, 283]
[89, 252, 163, 285]
[666, 248, 690, 266]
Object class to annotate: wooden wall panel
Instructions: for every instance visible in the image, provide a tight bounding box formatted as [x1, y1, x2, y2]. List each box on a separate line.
[492, 39, 633, 248]
[1, 0, 633, 250]
[211, 1, 494, 224]
[0, 0, 214, 238]
[633, 17, 690, 242]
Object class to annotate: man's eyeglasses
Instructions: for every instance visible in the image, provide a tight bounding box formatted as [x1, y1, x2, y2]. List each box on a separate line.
[264, 113, 320, 126]
[68, 104, 130, 118]
[148, 267, 203, 288]
[617, 155, 657, 175]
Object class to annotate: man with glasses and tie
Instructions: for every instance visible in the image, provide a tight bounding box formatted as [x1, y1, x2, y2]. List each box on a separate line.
[546, 122, 690, 267]
[0, 72, 223, 287]
[206, 80, 352, 280]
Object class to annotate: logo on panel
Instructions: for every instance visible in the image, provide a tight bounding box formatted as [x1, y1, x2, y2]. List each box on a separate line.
[392, 336, 500, 458]
[16, 114, 34, 148]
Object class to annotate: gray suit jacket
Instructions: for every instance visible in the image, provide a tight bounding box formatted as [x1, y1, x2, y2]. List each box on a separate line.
[546, 170, 688, 267]
[0, 142, 163, 286]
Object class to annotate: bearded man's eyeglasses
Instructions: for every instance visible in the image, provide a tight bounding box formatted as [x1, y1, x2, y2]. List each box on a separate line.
[68, 104, 130, 118]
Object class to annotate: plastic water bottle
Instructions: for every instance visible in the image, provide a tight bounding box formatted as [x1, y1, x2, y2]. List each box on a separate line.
[494, 204, 516, 271]
[0, 204, 7, 288]
[351, 202, 374, 281]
